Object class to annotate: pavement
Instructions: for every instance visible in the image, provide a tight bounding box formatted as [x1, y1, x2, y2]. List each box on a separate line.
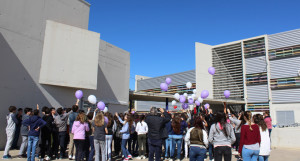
[1, 147, 300, 161]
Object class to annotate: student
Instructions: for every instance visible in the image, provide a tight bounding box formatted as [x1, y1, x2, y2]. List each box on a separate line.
[68, 100, 80, 160]
[263, 112, 272, 137]
[239, 111, 261, 161]
[170, 114, 187, 161]
[72, 113, 90, 161]
[185, 116, 208, 161]
[165, 114, 174, 160]
[12, 108, 23, 149]
[253, 114, 270, 161]
[50, 107, 59, 159]
[22, 109, 47, 161]
[113, 114, 123, 157]
[208, 112, 236, 161]
[3, 106, 18, 159]
[93, 112, 107, 161]
[40, 107, 54, 161]
[105, 112, 115, 161]
[18, 107, 32, 158]
[135, 115, 148, 159]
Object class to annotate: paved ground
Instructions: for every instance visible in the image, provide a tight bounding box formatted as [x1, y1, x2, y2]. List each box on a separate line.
[2, 147, 300, 161]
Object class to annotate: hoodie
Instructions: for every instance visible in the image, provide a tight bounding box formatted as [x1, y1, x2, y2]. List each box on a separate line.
[208, 123, 236, 147]
[71, 121, 89, 140]
[41, 115, 54, 138]
[22, 115, 47, 137]
[20, 114, 31, 136]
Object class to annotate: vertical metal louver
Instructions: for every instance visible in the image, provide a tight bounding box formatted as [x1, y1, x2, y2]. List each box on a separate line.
[212, 43, 244, 100]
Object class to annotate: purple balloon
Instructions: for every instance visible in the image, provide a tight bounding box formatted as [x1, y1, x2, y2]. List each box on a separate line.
[104, 116, 108, 124]
[179, 95, 186, 103]
[131, 111, 135, 114]
[204, 103, 210, 109]
[224, 90, 230, 98]
[182, 103, 188, 110]
[208, 67, 215, 75]
[165, 77, 172, 85]
[160, 83, 168, 92]
[188, 98, 194, 104]
[195, 100, 201, 106]
[97, 101, 105, 110]
[201, 90, 209, 99]
[75, 90, 83, 99]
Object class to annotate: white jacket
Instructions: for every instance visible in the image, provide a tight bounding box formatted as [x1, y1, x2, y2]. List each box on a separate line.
[259, 127, 271, 156]
[135, 121, 148, 135]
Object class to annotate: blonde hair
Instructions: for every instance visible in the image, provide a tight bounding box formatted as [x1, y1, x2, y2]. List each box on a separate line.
[244, 111, 253, 131]
[94, 112, 104, 127]
[76, 113, 86, 124]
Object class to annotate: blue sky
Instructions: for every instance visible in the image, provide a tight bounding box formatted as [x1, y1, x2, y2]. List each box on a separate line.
[85, 0, 300, 90]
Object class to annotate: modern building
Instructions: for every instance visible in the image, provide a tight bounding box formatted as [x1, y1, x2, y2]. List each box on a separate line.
[196, 28, 300, 125]
[0, 0, 130, 149]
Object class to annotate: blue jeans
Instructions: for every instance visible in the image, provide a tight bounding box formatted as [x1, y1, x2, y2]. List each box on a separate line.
[208, 143, 214, 160]
[88, 136, 95, 161]
[189, 146, 206, 161]
[165, 135, 173, 157]
[171, 135, 183, 159]
[121, 139, 131, 158]
[27, 136, 39, 161]
[242, 147, 259, 161]
[258, 155, 269, 161]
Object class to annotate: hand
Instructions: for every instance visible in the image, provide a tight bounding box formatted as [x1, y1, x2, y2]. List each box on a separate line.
[76, 99, 80, 106]
[35, 127, 40, 131]
[37, 104, 39, 110]
[115, 112, 119, 117]
[88, 107, 91, 111]
[159, 108, 164, 113]
[94, 108, 98, 112]
[227, 109, 231, 114]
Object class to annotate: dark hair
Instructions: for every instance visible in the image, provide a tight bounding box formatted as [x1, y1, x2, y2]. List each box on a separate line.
[194, 116, 204, 129]
[172, 115, 181, 134]
[9, 106, 17, 112]
[72, 105, 79, 112]
[253, 114, 267, 132]
[66, 108, 72, 113]
[87, 112, 93, 120]
[56, 108, 63, 115]
[42, 106, 48, 113]
[104, 112, 113, 127]
[18, 108, 23, 112]
[50, 107, 55, 111]
[181, 113, 188, 121]
[33, 109, 39, 116]
[45, 108, 51, 115]
[79, 110, 85, 113]
[215, 111, 228, 137]
[139, 115, 145, 123]
[24, 107, 32, 114]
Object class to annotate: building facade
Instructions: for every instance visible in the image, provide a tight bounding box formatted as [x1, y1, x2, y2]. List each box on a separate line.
[0, 0, 130, 149]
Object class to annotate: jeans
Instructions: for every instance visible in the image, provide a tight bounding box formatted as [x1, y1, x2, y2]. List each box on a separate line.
[165, 135, 173, 157]
[74, 139, 85, 161]
[40, 134, 51, 158]
[242, 146, 259, 161]
[171, 135, 183, 159]
[214, 146, 231, 161]
[4, 129, 15, 156]
[19, 136, 28, 155]
[138, 134, 147, 156]
[258, 155, 269, 161]
[51, 131, 59, 158]
[58, 131, 66, 158]
[27, 136, 39, 161]
[12, 125, 21, 148]
[113, 135, 122, 155]
[94, 139, 105, 161]
[105, 135, 113, 160]
[189, 146, 206, 161]
[121, 139, 131, 158]
[148, 139, 162, 161]
[268, 129, 272, 138]
[208, 143, 214, 160]
[235, 133, 241, 151]
[128, 133, 138, 154]
[88, 136, 95, 161]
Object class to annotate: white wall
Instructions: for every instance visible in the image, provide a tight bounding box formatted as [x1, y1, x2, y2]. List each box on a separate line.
[272, 127, 300, 148]
[195, 42, 213, 99]
[271, 103, 300, 124]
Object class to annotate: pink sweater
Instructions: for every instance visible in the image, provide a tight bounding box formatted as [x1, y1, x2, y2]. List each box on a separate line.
[264, 117, 272, 129]
[72, 121, 89, 140]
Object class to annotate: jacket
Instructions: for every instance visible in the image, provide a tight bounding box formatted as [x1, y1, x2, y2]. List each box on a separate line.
[72, 121, 89, 140]
[136, 121, 148, 135]
[239, 124, 261, 154]
[22, 115, 47, 137]
[259, 127, 271, 156]
[20, 114, 30, 136]
[185, 127, 208, 148]
[41, 114, 54, 138]
[208, 123, 236, 147]
[118, 116, 130, 139]
[145, 111, 171, 140]
[171, 120, 188, 135]
[6, 113, 18, 131]
[54, 111, 72, 132]
[264, 116, 272, 129]
[68, 112, 78, 132]
[229, 114, 242, 133]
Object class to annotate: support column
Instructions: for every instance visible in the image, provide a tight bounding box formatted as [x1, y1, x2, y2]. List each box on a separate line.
[129, 100, 133, 112]
[166, 98, 169, 110]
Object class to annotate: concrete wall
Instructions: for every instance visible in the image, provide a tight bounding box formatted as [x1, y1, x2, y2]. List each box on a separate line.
[270, 103, 300, 124]
[272, 127, 300, 148]
[0, 0, 129, 149]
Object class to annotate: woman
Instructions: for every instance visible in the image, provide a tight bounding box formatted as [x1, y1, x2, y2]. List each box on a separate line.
[116, 112, 133, 161]
[239, 111, 261, 161]
[113, 114, 123, 157]
[105, 112, 114, 161]
[171, 114, 187, 161]
[253, 114, 270, 161]
[208, 112, 236, 161]
[135, 115, 148, 159]
[263, 112, 272, 137]
[93, 112, 107, 161]
[185, 116, 208, 161]
[72, 113, 90, 161]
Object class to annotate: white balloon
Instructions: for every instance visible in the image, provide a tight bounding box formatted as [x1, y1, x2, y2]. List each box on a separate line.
[191, 94, 197, 100]
[197, 97, 203, 103]
[193, 89, 197, 94]
[174, 93, 180, 100]
[189, 104, 194, 110]
[88, 95, 97, 104]
[183, 93, 188, 97]
[103, 107, 108, 113]
[171, 100, 177, 106]
[186, 82, 192, 89]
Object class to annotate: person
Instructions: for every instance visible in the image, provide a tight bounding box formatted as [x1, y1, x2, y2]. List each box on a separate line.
[72, 112, 90, 161]
[263, 112, 272, 137]
[3, 106, 18, 159]
[105, 112, 115, 161]
[208, 111, 236, 161]
[135, 115, 148, 159]
[116, 112, 133, 161]
[170, 114, 187, 161]
[50, 107, 59, 159]
[22, 109, 47, 161]
[205, 109, 215, 161]
[93, 112, 107, 161]
[128, 114, 137, 156]
[113, 114, 123, 157]
[145, 107, 171, 161]
[182, 112, 191, 160]
[253, 114, 270, 161]
[40, 107, 54, 161]
[68, 100, 80, 160]
[165, 114, 174, 160]
[12, 108, 23, 149]
[185, 116, 208, 161]
[239, 111, 261, 161]
[54, 107, 73, 159]
[87, 110, 97, 161]
[18, 107, 32, 158]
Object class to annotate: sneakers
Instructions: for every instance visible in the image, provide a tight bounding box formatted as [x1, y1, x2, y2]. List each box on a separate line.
[127, 155, 132, 159]
[69, 155, 72, 160]
[136, 156, 142, 160]
[2, 155, 12, 159]
[124, 158, 129, 161]
[142, 156, 147, 159]
[232, 151, 239, 155]
[169, 159, 173, 161]
[45, 156, 50, 161]
[72, 156, 75, 160]
[175, 159, 181, 161]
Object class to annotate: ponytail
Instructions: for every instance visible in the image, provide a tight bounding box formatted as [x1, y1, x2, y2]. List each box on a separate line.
[244, 111, 253, 131]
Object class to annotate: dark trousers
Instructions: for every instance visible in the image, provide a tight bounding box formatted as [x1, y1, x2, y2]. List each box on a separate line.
[74, 139, 85, 161]
[128, 133, 137, 155]
[12, 125, 21, 148]
[235, 133, 241, 151]
[84, 136, 90, 160]
[88, 136, 95, 161]
[214, 146, 231, 161]
[148, 139, 162, 161]
[40, 134, 51, 158]
[58, 132, 66, 158]
[138, 134, 147, 156]
[113, 136, 122, 155]
[51, 131, 59, 158]
[209, 143, 214, 160]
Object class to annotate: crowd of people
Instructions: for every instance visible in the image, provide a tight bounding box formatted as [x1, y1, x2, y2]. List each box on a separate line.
[2, 101, 272, 161]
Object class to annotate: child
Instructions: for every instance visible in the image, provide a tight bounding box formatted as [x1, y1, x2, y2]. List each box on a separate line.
[93, 112, 108, 161]
[3, 106, 18, 159]
[72, 113, 89, 161]
[18, 107, 32, 158]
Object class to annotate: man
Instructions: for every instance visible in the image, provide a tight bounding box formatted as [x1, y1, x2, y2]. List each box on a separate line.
[12, 108, 23, 149]
[18, 107, 32, 158]
[41, 107, 54, 161]
[145, 107, 171, 161]
[3, 106, 18, 159]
